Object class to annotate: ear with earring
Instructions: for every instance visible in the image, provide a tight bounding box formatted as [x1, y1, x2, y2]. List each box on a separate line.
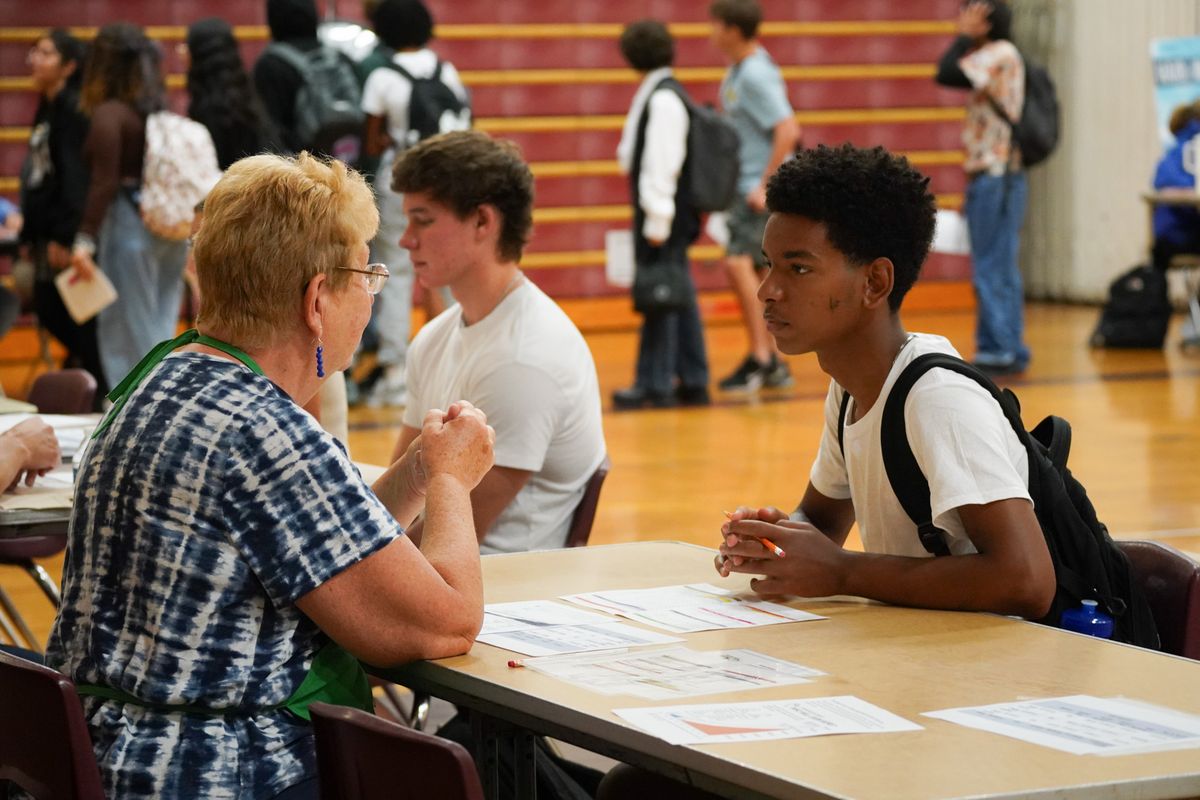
[315, 339, 325, 378]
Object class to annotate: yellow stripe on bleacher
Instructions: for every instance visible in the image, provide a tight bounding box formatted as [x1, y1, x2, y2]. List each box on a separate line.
[531, 195, 961, 227]
[459, 63, 935, 86]
[530, 150, 962, 178]
[0, 177, 16, 191]
[477, 106, 964, 134]
[0, 64, 935, 93]
[0, 20, 953, 44]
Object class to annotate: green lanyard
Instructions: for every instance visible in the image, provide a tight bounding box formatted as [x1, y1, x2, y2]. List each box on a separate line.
[80, 331, 374, 721]
[92, 328, 265, 439]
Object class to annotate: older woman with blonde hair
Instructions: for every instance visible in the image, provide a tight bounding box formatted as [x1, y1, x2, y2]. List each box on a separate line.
[47, 152, 494, 800]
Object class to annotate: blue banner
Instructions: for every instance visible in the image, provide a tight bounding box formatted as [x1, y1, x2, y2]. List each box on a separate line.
[1151, 36, 1200, 147]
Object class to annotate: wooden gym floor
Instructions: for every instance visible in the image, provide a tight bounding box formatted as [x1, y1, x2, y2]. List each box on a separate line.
[3, 302, 1199, 646]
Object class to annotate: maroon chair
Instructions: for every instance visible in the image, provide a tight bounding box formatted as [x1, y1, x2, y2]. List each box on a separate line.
[310, 701, 484, 800]
[1116, 540, 1200, 660]
[564, 455, 610, 548]
[0, 649, 104, 800]
[27, 369, 97, 415]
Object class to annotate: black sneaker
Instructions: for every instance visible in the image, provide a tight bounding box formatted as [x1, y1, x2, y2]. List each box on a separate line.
[612, 386, 677, 410]
[763, 355, 794, 389]
[718, 355, 767, 392]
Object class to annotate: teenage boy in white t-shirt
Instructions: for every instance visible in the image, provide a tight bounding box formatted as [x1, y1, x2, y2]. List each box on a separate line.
[387, 131, 607, 555]
[715, 143, 1055, 619]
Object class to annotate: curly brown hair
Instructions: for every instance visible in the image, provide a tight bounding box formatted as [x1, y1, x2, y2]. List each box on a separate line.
[79, 22, 164, 116]
[391, 131, 534, 263]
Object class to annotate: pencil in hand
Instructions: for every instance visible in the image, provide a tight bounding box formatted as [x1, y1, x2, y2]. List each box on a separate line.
[722, 510, 787, 558]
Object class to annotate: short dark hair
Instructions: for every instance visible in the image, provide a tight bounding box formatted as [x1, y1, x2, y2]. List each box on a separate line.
[709, 0, 762, 39]
[765, 144, 936, 312]
[391, 131, 534, 263]
[372, 0, 434, 50]
[619, 20, 675, 72]
[969, 0, 1013, 41]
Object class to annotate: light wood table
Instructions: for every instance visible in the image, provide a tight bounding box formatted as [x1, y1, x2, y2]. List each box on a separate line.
[375, 541, 1200, 800]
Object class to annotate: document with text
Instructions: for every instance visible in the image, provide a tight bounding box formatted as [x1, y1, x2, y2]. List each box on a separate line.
[523, 646, 825, 700]
[477, 600, 683, 657]
[562, 583, 825, 633]
[615, 695, 922, 745]
[923, 695, 1200, 756]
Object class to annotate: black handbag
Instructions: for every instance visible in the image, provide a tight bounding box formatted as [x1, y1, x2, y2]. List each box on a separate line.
[632, 258, 690, 313]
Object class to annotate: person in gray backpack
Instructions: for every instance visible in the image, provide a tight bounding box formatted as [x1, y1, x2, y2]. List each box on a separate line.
[254, 0, 364, 162]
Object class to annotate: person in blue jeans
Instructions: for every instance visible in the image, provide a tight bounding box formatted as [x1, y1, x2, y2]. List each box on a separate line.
[612, 20, 710, 409]
[936, 0, 1030, 375]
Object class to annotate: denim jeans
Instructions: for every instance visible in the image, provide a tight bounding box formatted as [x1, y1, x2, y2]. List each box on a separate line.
[633, 245, 709, 395]
[965, 171, 1030, 368]
[369, 149, 416, 369]
[96, 191, 188, 385]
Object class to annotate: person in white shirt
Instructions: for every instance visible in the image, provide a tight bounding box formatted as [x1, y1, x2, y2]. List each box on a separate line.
[387, 131, 607, 555]
[358, 0, 469, 407]
[611, 20, 710, 410]
[715, 143, 1055, 619]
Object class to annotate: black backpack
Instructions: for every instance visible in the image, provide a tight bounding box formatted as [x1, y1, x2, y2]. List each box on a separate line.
[989, 53, 1060, 168]
[384, 60, 471, 148]
[1090, 264, 1171, 349]
[267, 42, 364, 163]
[653, 78, 741, 213]
[837, 353, 1159, 649]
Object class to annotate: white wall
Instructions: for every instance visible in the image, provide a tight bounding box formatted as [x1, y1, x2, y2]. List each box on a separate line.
[1014, 0, 1200, 301]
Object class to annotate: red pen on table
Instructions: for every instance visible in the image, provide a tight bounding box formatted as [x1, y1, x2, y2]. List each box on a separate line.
[722, 510, 786, 558]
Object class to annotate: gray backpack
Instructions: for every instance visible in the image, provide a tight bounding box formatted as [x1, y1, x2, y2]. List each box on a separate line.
[267, 42, 364, 163]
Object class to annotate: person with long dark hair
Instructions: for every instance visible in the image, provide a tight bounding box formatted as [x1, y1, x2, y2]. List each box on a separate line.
[19, 29, 107, 401]
[184, 17, 279, 169]
[71, 22, 189, 387]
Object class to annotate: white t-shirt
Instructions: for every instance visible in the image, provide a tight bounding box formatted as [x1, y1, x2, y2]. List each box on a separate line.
[402, 280, 607, 554]
[809, 334, 1031, 557]
[361, 48, 468, 147]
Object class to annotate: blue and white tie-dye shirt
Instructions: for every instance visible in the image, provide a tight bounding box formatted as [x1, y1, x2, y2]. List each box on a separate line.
[46, 353, 401, 799]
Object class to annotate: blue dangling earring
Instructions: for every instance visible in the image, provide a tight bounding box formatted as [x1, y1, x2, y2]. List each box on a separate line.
[315, 340, 325, 378]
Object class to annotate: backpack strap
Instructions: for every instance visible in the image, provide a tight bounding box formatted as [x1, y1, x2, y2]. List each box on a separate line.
[265, 41, 312, 79]
[881, 353, 1032, 558]
[836, 386, 851, 457]
[385, 60, 415, 82]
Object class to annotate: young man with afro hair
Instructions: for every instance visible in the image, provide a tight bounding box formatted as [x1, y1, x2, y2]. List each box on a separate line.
[715, 143, 1055, 620]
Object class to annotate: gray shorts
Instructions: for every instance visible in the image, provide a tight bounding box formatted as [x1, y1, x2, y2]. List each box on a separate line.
[725, 196, 770, 269]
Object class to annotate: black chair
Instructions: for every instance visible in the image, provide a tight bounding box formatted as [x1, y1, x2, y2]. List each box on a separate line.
[27, 368, 97, 414]
[0, 648, 105, 799]
[311, 701, 484, 800]
[1116, 539, 1200, 660]
[564, 455, 610, 548]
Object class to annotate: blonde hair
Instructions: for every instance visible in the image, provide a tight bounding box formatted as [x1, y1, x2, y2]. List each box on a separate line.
[193, 153, 379, 347]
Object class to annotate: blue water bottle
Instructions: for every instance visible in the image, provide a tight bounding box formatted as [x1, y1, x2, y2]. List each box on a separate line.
[1060, 599, 1114, 639]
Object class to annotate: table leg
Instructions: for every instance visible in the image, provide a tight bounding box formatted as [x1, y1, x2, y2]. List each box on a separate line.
[472, 711, 501, 799]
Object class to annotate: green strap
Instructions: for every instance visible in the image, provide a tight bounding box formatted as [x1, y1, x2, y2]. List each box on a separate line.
[75, 641, 374, 721]
[92, 329, 265, 439]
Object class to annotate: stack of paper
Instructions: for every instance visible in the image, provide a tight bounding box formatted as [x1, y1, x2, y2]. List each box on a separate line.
[478, 600, 683, 657]
[562, 583, 825, 633]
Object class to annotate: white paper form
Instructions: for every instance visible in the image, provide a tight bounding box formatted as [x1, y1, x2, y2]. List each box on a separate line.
[562, 583, 825, 633]
[923, 695, 1200, 756]
[476, 600, 683, 657]
[615, 695, 922, 745]
[523, 646, 825, 700]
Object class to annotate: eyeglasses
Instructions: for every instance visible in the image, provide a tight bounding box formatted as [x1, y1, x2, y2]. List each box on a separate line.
[337, 262, 389, 295]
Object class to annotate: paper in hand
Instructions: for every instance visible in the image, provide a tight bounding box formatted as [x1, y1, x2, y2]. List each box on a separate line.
[55, 266, 118, 324]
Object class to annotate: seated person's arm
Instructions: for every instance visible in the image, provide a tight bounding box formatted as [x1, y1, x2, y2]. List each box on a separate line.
[0, 418, 60, 490]
[364, 114, 392, 158]
[792, 482, 855, 546]
[721, 496, 1054, 619]
[399, 465, 532, 547]
[296, 404, 495, 666]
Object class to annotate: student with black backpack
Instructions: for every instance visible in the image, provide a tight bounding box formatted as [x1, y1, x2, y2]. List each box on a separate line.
[715, 144, 1158, 649]
[357, 0, 470, 408]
